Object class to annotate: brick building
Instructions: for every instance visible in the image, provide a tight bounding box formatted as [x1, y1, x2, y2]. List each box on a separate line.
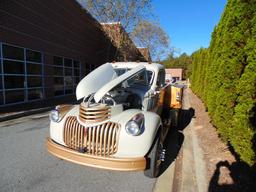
[101, 22, 146, 62]
[0, 0, 147, 112]
[165, 68, 183, 81]
[137, 47, 151, 62]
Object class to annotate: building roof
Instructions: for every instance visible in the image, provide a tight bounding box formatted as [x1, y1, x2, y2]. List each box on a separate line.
[111, 62, 164, 72]
[137, 47, 151, 62]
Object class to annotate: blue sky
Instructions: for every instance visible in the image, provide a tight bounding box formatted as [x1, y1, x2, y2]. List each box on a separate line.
[152, 0, 227, 56]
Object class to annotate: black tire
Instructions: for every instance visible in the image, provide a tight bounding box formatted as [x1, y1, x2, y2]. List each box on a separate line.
[170, 109, 179, 127]
[144, 134, 162, 178]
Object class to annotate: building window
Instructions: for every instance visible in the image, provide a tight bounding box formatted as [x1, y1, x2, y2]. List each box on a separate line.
[25, 48, 43, 101]
[3, 60, 25, 74]
[2, 44, 24, 60]
[0, 44, 3, 105]
[73, 60, 81, 91]
[53, 56, 81, 96]
[0, 43, 44, 105]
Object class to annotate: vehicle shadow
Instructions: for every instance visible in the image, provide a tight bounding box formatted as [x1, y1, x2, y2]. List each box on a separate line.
[178, 107, 195, 131]
[159, 108, 195, 176]
[159, 126, 184, 176]
[208, 160, 256, 192]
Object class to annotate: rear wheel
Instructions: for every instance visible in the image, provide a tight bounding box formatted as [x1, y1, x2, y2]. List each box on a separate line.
[144, 133, 163, 178]
[170, 109, 179, 127]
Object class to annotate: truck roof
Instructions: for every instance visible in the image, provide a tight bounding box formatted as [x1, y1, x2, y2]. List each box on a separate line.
[110, 62, 165, 72]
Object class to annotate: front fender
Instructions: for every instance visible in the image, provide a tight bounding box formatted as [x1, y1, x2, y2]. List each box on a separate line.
[50, 105, 79, 146]
[113, 109, 162, 158]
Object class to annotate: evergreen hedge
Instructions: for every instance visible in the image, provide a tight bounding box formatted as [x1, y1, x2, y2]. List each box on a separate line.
[190, 0, 256, 166]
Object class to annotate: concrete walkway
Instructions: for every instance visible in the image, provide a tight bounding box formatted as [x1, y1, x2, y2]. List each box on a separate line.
[179, 88, 207, 192]
[153, 88, 207, 192]
[154, 159, 176, 192]
[0, 107, 52, 122]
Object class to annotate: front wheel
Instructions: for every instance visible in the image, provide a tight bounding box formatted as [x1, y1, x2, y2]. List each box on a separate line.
[144, 134, 163, 178]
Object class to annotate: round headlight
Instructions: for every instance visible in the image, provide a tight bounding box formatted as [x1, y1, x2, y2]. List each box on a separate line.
[125, 113, 144, 136]
[50, 109, 60, 122]
[125, 120, 141, 136]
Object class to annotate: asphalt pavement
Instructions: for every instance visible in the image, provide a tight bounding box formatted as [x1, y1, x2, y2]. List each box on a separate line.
[0, 113, 156, 192]
[0, 87, 207, 192]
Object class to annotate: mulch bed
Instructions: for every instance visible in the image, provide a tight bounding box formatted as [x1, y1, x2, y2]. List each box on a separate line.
[187, 89, 256, 192]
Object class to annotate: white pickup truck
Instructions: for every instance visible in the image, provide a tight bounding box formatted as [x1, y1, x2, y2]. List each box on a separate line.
[47, 62, 182, 178]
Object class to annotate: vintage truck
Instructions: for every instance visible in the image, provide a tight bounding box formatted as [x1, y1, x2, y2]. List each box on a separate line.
[47, 62, 183, 178]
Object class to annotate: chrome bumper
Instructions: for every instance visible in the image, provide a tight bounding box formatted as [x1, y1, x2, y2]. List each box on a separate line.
[46, 138, 146, 171]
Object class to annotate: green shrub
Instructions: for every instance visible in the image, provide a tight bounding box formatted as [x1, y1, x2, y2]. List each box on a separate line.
[190, 0, 256, 166]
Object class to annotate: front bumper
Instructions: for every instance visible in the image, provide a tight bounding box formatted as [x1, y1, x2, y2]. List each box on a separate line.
[46, 138, 146, 171]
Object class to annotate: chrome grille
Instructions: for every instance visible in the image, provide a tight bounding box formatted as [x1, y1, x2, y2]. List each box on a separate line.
[63, 116, 120, 156]
[79, 103, 111, 123]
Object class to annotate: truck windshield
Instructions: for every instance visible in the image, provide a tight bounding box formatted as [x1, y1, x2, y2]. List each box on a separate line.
[114, 68, 153, 85]
[127, 70, 153, 86]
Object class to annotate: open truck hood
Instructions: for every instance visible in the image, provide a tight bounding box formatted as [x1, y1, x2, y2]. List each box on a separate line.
[94, 65, 145, 102]
[76, 62, 146, 101]
[76, 63, 117, 100]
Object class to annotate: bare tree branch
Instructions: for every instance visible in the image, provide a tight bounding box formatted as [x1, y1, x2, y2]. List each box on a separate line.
[77, 0, 171, 61]
[78, 0, 153, 32]
[131, 21, 170, 61]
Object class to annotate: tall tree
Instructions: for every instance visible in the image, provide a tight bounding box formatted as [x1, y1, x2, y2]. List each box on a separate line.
[190, 0, 256, 166]
[161, 52, 192, 79]
[78, 0, 153, 32]
[131, 21, 170, 61]
[78, 0, 171, 61]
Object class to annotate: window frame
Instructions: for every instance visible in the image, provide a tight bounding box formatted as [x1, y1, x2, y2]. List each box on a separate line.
[52, 55, 81, 97]
[156, 69, 166, 88]
[0, 42, 44, 106]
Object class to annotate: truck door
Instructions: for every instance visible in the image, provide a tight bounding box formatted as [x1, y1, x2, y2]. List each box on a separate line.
[156, 70, 166, 115]
[147, 70, 165, 114]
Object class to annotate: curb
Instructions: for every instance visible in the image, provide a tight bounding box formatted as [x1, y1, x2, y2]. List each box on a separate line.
[180, 88, 207, 192]
[0, 107, 53, 122]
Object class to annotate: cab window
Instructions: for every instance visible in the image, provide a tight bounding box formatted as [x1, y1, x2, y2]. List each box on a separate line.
[157, 70, 165, 87]
[127, 70, 149, 86]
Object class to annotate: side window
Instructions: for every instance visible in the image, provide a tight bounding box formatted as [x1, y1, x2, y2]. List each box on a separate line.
[127, 70, 148, 86]
[146, 70, 153, 84]
[156, 70, 165, 87]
